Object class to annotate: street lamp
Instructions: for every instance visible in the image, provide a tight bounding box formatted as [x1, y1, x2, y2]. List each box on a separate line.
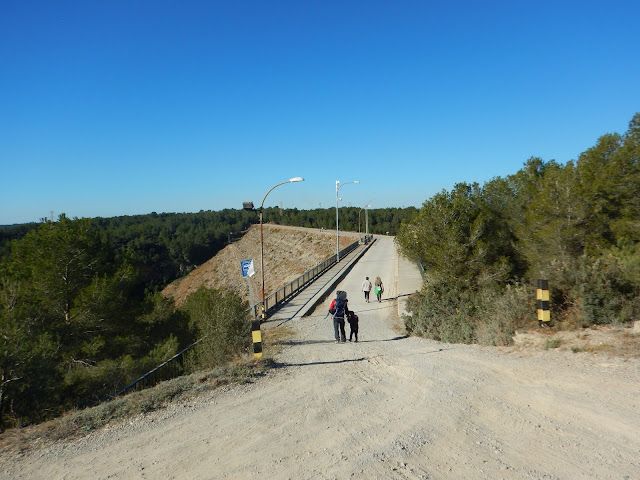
[244, 176, 304, 320]
[335, 180, 359, 262]
[364, 203, 371, 236]
[358, 203, 372, 235]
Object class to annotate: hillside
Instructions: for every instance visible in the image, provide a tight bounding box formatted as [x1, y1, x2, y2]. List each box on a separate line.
[162, 224, 360, 307]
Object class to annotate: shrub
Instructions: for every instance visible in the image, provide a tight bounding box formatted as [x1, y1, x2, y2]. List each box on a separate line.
[405, 279, 477, 344]
[545, 338, 562, 349]
[475, 283, 534, 346]
[180, 287, 251, 370]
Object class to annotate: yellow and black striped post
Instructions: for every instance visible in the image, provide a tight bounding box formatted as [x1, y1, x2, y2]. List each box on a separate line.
[537, 279, 550, 326]
[252, 319, 263, 359]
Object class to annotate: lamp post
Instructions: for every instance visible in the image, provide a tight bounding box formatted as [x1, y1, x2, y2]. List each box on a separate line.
[244, 177, 304, 321]
[358, 204, 372, 235]
[335, 180, 359, 262]
[364, 204, 371, 236]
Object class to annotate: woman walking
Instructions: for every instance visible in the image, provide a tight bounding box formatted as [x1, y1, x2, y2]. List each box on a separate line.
[374, 276, 384, 302]
[362, 276, 372, 302]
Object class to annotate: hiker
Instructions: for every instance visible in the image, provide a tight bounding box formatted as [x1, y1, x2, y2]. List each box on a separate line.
[329, 291, 349, 343]
[347, 310, 359, 342]
[362, 276, 372, 302]
[374, 276, 384, 302]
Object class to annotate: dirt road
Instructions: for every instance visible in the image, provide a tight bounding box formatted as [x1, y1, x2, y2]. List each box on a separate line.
[3, 237, 640, 479]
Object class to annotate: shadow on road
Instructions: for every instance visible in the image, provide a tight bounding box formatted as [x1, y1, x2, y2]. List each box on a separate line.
[273, 357, 368, 368]
[282, 335, 408, 346]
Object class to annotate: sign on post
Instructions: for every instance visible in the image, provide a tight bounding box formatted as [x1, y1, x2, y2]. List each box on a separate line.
[241, 259, 262, 359]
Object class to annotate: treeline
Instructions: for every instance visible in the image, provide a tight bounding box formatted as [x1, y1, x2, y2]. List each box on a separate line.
[262, 206, 417, 237]
[90, 210, 258, 290]
[1, 207, 414, 292]
[396, 113, 640, 345]
[0, 210, 258, 291]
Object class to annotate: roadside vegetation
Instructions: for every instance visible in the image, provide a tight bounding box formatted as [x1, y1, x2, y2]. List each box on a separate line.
[397, 113, 640, 346]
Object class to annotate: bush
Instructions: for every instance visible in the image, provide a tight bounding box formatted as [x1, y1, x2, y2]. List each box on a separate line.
[551, 253, 640, 326]
[180, 287, 252, 369]
[405, 280, 536, 346]
[475, 283, 534, 346]
[545, 338, 562, 349]
[405, 279, 477, 344]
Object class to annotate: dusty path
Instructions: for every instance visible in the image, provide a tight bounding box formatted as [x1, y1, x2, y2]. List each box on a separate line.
[3, 237, 640, 479]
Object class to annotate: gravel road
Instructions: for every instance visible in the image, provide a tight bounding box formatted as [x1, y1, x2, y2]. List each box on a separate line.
[3, 237, 639, 479]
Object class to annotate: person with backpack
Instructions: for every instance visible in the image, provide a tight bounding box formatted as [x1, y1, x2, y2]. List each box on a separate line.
[329, 290, 349, 343]
[361, 276, 372, 302]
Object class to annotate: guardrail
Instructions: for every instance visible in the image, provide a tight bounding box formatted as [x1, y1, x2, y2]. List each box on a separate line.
[111, 239, 362, 400]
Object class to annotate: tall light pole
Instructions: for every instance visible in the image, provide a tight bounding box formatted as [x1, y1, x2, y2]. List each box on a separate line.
[358, 203, 372, 235]
[259, 177, 304, 319]
[245, 177, 304, 321]
[364, 203, 371, 236]
[335, 180, 359, 262]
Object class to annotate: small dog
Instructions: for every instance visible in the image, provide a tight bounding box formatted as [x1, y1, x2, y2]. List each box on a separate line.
[347, 311, 359, 342]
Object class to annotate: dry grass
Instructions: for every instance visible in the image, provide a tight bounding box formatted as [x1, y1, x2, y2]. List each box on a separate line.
[0, 359, 276, 456]
[513, 324, 640, 358]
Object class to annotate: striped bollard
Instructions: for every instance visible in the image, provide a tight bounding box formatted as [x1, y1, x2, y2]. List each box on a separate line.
[537, 279, 550, 327]
[252, 319, 263, 359]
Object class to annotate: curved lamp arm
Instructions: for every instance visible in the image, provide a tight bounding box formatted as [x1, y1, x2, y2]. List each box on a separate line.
[262, 177, 304, 210]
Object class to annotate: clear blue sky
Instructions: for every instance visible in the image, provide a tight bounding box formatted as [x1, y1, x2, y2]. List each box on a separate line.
[2, 1, 638, 225]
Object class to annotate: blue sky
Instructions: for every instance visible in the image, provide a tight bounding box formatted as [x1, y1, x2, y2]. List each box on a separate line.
[1, 1, 638, 225]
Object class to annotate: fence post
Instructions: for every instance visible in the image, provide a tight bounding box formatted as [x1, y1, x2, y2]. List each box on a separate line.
[537, 279, 550, 327]
[252, 319, 263, 359]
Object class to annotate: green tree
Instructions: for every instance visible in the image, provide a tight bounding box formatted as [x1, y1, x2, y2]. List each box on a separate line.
[0, 275, 58, 429]
[180, 287, 251, 369]
[396, 182, 519, 287]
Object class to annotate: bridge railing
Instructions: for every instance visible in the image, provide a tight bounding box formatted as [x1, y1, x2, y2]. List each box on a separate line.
[254, 239, 360, 319]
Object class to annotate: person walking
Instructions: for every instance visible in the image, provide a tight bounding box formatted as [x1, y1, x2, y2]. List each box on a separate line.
[361, 276, 372, 303]
[374, 276, 384, 302]
[329, 291, 348, 343]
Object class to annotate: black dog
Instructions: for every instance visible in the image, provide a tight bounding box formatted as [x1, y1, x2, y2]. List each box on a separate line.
[347, 311, 359, 342]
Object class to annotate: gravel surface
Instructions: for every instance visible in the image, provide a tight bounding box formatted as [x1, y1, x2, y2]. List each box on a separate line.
[2, 236, 639, 479]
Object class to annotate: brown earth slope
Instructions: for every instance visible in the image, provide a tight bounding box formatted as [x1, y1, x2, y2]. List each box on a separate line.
[163, 224, 360, 307]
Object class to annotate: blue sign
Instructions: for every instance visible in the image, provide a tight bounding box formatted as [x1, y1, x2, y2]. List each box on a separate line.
[241, 259, 255, 277]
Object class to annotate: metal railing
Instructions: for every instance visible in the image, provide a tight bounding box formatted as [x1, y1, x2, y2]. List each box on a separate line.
[256, 239, 360, 318]
[111, 239, 361, 400]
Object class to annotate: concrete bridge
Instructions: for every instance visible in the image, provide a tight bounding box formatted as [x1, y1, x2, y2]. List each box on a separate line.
[263, 235, 423, 327]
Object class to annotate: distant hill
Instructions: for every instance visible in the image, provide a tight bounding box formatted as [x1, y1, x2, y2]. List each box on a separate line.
[163, 224, 360, 307]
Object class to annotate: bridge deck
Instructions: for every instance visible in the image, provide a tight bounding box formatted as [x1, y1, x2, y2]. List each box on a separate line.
[263, 239, 422, 327]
